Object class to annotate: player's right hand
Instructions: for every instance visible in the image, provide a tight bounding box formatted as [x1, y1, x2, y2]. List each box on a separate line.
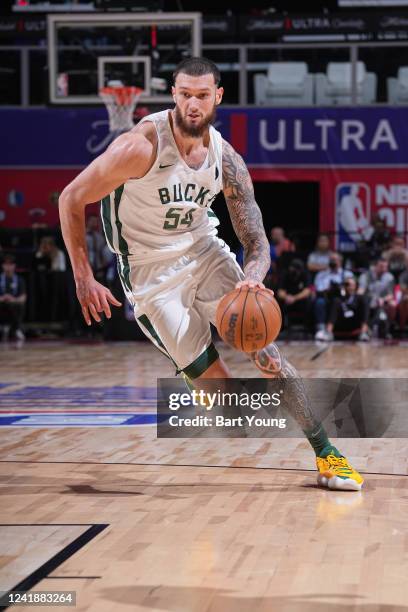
[75, 276, 122, 325]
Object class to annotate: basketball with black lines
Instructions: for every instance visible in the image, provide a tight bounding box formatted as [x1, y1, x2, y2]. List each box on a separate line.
[216, 287, 282, 352]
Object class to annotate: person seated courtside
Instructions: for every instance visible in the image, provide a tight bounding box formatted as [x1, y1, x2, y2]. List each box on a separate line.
[313, 252, 353, 339]
[315, 277, 370, 342]
[382, 235, 408, 282]
[277, 258, 312, 332]
[307, 233, 333, 279]
[0, 254, 27, 341]
[33, 235, 67, 323]
[358, 257, 396, 339]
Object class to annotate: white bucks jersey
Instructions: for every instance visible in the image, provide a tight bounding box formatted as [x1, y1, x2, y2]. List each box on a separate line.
[101, 109, 223, 267]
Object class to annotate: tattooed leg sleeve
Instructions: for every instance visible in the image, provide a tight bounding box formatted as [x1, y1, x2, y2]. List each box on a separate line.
[249, 343, 321, 433]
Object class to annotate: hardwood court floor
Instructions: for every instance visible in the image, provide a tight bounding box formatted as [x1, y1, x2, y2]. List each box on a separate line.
[0, 340, 408, 611]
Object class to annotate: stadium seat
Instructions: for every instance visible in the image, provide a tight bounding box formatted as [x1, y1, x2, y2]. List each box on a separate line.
[315, 61, 377, 105]
[387, 67, 408, 104]
[254, 62, 314, 106]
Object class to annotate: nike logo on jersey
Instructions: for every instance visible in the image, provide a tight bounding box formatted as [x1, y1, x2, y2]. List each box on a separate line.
[159, 163, 174, 169]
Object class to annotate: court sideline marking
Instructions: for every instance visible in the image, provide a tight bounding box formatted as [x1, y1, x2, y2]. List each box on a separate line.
[0, 524, 108, 611]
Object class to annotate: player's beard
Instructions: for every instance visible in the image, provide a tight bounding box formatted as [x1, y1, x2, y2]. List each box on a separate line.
[174, 103, 216, 138]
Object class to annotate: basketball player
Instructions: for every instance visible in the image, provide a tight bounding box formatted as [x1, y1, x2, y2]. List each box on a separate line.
[59, 57, 363, 491]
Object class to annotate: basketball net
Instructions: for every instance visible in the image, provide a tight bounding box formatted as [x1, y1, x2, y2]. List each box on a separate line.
[99, 85, 144, 133]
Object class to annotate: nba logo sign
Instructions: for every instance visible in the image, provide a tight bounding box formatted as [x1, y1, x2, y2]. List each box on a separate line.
[335, 183, 371, 251]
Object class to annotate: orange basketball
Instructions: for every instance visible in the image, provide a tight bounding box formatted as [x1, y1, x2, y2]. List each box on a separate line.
[215, 287, 282, 352]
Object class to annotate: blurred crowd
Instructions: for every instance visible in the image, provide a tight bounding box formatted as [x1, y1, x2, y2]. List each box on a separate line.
[1, 213, 408, 342]
[261, 216, 408, 341]
[0, 214, 117, 341]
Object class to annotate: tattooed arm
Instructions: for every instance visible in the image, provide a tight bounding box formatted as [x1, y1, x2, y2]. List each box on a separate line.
[222, 139, 270, 286]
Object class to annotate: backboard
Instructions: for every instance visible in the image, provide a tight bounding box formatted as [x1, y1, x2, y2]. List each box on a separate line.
[47, 12, 202, 105]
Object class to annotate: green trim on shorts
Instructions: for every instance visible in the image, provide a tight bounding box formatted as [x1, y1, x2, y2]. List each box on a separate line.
[113, 185, 127, 255]
[112, 185, 132, 293]
[101, 196, 114, 251]
[137, 314, 169, 355]
[137, 314, 178, 369]
[117, 254, 132, 294]
[182, 343, 219, 379]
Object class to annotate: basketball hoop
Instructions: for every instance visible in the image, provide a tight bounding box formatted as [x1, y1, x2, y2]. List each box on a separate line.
[99, 85, 144, 133]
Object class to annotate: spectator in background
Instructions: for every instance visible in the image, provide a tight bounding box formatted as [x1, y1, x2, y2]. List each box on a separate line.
[316, 277, 370, 342]
[265, 226, 296, 289]
[270, 226, 295, 259]
[382, 235, 408, 282]
[35, 236, 66, 272]
[86, 214, 110, 283]
[307, 233, 332, 277]
[358, 257, 396, 338]
[313, 252, 354, 338]
[277, 258, 311, 327]
[0, 254, 27, 341]
[367, 214, 392, 261]
[33, 236, 66, 323]
[397, 268, 408, 335]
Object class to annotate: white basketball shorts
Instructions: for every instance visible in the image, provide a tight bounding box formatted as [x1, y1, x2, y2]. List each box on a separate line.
[121, 235, 244, 378]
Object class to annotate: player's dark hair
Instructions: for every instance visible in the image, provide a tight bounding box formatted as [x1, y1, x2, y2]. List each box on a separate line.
[173, 57, 221, 86]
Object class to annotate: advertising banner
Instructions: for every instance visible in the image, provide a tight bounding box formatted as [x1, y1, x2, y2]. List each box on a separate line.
[1, 107, 408, 238]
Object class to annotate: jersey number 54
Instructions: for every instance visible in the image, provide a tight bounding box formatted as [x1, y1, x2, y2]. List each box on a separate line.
[163, 207, 195, 230]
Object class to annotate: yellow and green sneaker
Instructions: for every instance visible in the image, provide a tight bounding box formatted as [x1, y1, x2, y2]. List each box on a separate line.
[316, 446, 364, 491]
